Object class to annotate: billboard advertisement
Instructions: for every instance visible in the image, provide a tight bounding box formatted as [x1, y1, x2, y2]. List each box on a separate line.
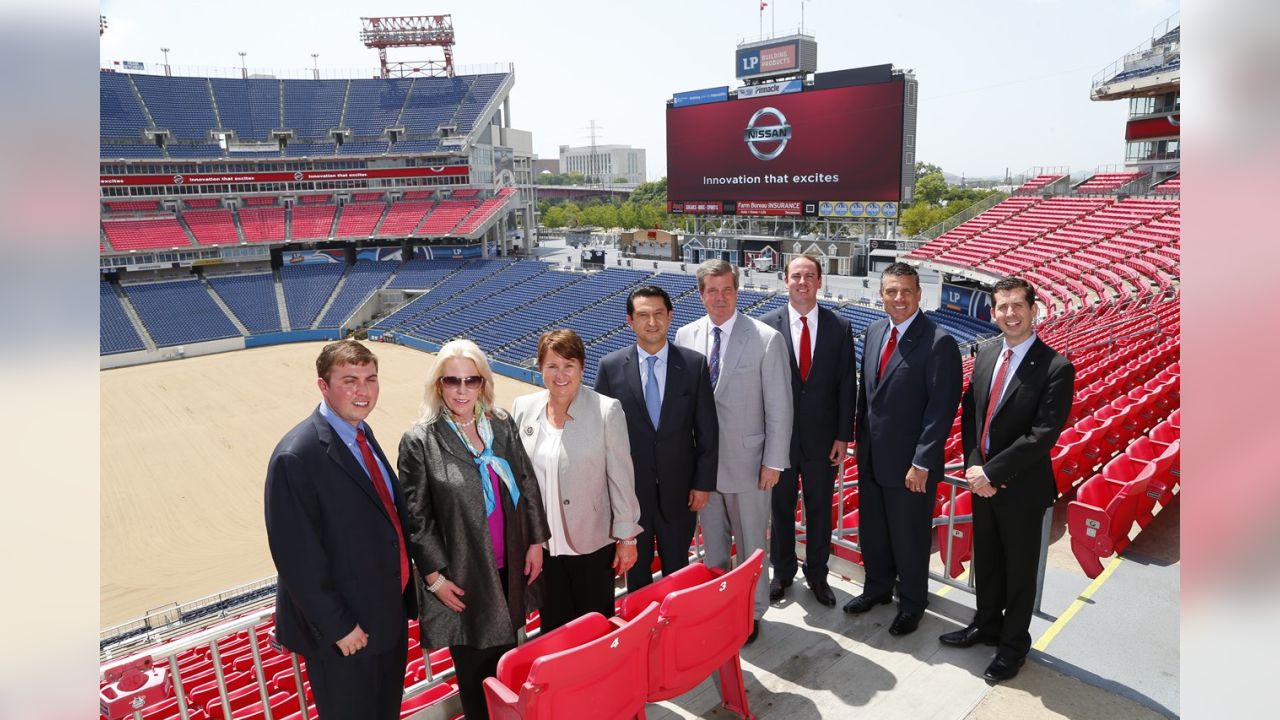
[100, 166, 469, 187]
[666, 80, 903, 205]
[941, 282, 992, 321]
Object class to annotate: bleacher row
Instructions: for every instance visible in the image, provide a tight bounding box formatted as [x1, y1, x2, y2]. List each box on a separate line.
[100, 71, 508, 159]
[907, 194, 1180, 315]
[100, 191, 515, 252]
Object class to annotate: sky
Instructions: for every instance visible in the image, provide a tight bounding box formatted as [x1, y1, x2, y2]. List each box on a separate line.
[98, 0, 1179, 181]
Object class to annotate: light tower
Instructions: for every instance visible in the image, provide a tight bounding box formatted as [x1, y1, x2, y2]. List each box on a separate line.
[359, 15, 456, 79]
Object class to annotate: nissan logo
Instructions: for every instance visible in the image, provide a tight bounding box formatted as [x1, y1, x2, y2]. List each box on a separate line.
[743, 107, 790, 161]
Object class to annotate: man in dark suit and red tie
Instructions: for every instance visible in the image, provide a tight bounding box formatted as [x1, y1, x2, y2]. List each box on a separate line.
[843, 262, 962, 637]
[761, 255, 857, 607]
[596, 285, 719, 591]
[939, 277, 1075, 683]
[265, 340, 417, 720]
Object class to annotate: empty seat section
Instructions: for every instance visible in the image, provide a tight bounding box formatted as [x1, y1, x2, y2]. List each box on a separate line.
[207, 273, 282, 333]
[317, 261, 397, 328]
[238, 207, 285, 243]
[102, 217, 192, 251]
[334, 202, 386, 238]
[290, 205, 337, 240]
[124, 280, 240, 347]
[100, 282, 146, 354]
[183, 209, 239, 245]
[416, 200, 479, 236]
[280, 263, 345, 329]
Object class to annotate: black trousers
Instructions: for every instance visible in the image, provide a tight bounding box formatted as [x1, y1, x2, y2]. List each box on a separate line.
[540, 543, 616, 633]
[626, 493, 697, 592]
[857, 474, 936, 615]
[770, 459, 838, 584]
[972, 496, 1046, 661]
[305, 625, 408, 720]
[450, 568, 513, 720]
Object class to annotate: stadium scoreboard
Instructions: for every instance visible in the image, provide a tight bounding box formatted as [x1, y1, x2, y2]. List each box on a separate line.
[667, 63, 916, 218]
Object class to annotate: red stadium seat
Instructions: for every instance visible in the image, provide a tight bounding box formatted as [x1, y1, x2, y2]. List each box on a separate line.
[935, 491, 974, 578]
[1067, 455, 1153, 578]
[615, 549, 765, 719]
[1127, 434, 1180, 522]
[401, 682, 458, 719]
[1051, 425, 1100, 494]
[483, 602, 660, 720]
[832, 509, 863, 567]
[100, 657, 172, 720]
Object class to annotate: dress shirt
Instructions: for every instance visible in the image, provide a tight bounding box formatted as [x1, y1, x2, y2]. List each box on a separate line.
[987, 333, 1037, 399]
[880, 309, 919, 357]
[787, 304, 819, 368]
[532, 417, 578, 556]
[636, 342, 669, 402]
[318, 400, 395, 499]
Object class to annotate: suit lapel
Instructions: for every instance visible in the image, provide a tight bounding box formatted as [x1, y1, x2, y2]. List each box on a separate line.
[657, 345, 683, 431]
[994, 338, 1043, 418]
[431, 417, 477, 464]
[622, 346, 651, 430]
[878, 314, 923, 386]
[972, 343, 999, 423]
[864, 321, 885, 395]
[773, 309, 799, 379]
[719, 312, 751, 392]
[313, 412, 389, 520]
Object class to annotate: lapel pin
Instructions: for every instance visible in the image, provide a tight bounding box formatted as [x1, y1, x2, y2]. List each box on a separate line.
[524, 426, 534, 436]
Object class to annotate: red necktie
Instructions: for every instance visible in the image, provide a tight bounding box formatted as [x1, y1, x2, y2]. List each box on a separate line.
[980, 349, 1014, 461]
[877, 326, 898, 381]
[357, 428, 409, 591]
[799, 316, 812, 381]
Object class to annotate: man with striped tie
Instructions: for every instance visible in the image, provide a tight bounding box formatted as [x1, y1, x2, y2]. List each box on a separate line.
[675, 260, 793, 643]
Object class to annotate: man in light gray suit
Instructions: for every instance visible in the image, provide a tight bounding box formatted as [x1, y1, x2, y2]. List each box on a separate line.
[675, 259, 793, 642]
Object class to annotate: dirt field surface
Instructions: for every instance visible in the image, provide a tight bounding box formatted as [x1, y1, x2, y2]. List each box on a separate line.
[101, 341, 540, 628]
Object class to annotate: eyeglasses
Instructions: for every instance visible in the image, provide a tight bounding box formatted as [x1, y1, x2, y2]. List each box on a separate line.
[440, 375, 483, 389]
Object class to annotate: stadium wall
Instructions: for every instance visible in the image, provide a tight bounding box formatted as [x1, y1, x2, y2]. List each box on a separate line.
[100, 331, 343, 370]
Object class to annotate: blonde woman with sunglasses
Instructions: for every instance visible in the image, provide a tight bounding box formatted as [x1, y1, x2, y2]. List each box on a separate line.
[397, 339, 550, 720]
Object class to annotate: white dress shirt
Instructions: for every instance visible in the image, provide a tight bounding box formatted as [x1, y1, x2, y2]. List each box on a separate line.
[636, 342, 669, 401]
[787, 304, 819, 368]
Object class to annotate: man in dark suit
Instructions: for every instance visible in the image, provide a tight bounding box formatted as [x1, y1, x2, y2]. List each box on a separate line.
[843, 262, 962, 637]
[596, 285, 719, 591]
[761, 255, 856, 607]
[265, 340, 417, 720]
[939, 277, 1075, 682]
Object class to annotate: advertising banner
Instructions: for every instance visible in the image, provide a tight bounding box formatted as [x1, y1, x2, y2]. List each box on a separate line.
[737, 200, 803, 216]
[282, 249, 345, 265]
[667, 80, 903, 203]
[736, 79, 802, 99]
[673, 86, 730, 108]
[736, 40, 800, 78]
[1125, 114, 1180, 141]
[816, 200, 899, 218]
[941, 282, 992, 321]
[100, 166, 469, 187]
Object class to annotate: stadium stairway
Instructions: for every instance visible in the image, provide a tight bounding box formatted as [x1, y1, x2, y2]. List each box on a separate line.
[198, 276, 249, 336]
[112, 281, 157, 352]
[309, 266, 351, 330]
[271, 270, 291, 331]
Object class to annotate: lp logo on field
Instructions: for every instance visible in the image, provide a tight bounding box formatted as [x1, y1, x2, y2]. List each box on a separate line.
[743, 107, 791, 161]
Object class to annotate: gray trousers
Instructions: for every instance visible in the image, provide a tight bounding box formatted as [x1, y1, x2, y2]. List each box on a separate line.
[698, 487, 772, 618]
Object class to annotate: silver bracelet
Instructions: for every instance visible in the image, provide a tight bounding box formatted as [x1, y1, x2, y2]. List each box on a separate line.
[617, 537, 637, 546]
[426, 574, 447, 593]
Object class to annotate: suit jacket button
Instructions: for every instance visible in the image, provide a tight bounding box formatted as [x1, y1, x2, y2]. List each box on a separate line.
[563, 499, 570, 505]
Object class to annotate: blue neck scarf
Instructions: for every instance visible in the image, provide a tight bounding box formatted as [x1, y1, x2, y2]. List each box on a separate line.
[445, 408, 521, 516]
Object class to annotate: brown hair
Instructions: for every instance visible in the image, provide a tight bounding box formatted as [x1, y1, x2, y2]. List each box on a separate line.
[785, 254, 823, 279]
[536, 328, 586, 368]
[695, 258, 739, 292]
[991, 276, 1037, 307]
[315, 340, 378, 382]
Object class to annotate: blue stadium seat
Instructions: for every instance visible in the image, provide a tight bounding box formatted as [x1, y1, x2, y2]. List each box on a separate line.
[100, 282, 147, 354]
[208, 273, 282, 334]
[123, 279, 240, 347]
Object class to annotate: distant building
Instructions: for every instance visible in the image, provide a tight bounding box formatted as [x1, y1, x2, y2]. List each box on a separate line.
[558, 144, 646, 184]
[533, 158, 559, 176]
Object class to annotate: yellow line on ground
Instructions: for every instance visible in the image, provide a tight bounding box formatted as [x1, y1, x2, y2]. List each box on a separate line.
[937, 570, 969, 597]
[1033, 556, 1124, 652]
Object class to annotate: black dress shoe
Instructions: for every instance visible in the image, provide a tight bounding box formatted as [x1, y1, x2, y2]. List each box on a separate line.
[769, 577, 792, 601]
[983, 655, 1025, 683]
[745, 620, 761, 645]
[888, 611, 922, 636]
[939, 626, 999, 648]
[808, 577, 837, 607]
[842, 593, 893, 614]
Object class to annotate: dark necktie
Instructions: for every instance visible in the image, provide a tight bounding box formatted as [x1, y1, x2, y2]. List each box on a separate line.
[981, 349, 1015, 461]
[799, 316, 812, 381]
[877, 326, 898, 381]
[708, 326, 723, 390]
[356, 428, 409, 591]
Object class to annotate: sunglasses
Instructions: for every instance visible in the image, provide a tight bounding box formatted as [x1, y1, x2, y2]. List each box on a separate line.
[440, 375, 483, 389]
